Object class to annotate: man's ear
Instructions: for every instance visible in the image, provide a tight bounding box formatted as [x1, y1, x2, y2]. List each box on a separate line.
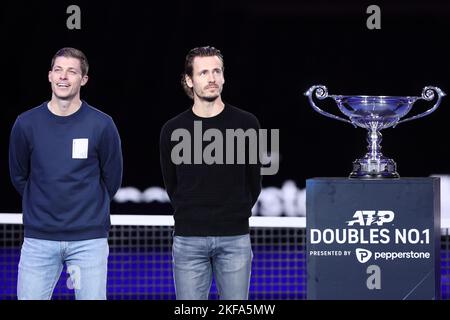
[81, 75, 89, 86]
[185, 75, 193, 88]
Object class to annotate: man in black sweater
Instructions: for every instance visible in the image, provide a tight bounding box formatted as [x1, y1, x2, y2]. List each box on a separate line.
[160, 46, 262, 300]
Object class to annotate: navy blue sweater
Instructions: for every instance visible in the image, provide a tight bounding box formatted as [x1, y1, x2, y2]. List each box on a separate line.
[9, 101, 123, 240]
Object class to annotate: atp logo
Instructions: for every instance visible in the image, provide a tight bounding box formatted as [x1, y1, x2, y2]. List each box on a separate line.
[356, 248, 372, 263]
[346, 210, 394, 226]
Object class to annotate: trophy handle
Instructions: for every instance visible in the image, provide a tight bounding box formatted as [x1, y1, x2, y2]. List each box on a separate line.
[396, 86, 446, 125]
[304, 85, 354, 126]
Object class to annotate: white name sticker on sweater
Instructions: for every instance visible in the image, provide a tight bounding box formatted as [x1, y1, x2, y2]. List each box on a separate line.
[72, 139, 89, 159]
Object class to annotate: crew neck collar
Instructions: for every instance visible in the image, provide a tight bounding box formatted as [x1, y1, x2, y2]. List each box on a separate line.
[45, 100, 86, 121]
[190, 103, 227, 120]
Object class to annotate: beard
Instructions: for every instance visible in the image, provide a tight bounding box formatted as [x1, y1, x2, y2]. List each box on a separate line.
[201, 95, 219, 102]
[194, 87, 221, 102]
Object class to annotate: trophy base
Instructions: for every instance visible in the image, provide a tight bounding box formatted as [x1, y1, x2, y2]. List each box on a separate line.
[349, 158, 400, 179]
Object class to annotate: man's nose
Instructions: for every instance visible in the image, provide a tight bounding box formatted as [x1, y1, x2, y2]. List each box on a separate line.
[59, 72, 68, 79]
[207, 73, 215, 82]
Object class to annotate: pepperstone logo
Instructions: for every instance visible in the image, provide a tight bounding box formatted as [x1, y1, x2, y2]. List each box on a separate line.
[170, 121, 279, 175]
[356, 248, 372, 263]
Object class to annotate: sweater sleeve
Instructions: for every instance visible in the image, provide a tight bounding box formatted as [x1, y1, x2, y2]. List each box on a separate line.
[247, 115, 262, 206]
[98, 117, 123, 199]
[9, 117, 30, 197]
[159, 123, 177, 204]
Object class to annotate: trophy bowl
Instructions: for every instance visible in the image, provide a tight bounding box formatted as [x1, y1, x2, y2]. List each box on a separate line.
[304, 85, 446, 179]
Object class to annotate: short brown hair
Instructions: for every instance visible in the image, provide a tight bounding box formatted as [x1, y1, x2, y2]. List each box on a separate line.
[50, 47, 89, 77]
[181, 46, 224, 99]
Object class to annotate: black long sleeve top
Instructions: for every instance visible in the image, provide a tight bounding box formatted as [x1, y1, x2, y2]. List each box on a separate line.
[160, 104, 262, 236]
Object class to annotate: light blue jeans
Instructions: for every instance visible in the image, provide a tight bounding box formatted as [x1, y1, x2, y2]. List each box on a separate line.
[172, 234, 253, 300]
[17, 237, 109, 300]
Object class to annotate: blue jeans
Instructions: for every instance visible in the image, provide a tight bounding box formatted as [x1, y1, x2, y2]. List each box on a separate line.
[17, 237, 109, 300]
[172, 234, 253, 300]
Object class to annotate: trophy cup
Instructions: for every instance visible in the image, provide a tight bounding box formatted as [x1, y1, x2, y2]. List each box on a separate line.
[305, 85, 445, 178]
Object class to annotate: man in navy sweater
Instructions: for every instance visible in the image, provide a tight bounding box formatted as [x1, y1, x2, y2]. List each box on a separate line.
[9, 47, 123, 300]
[160, 46, 262, 299]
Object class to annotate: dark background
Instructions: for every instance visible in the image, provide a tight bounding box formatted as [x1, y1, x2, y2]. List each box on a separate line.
[1, 0, 449, 215]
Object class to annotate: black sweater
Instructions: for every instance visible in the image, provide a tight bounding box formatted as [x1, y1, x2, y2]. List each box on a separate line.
[159, 104, 262, 236]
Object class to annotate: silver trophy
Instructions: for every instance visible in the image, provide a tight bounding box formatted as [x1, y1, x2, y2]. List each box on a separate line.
[305, 85, 446, 178]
